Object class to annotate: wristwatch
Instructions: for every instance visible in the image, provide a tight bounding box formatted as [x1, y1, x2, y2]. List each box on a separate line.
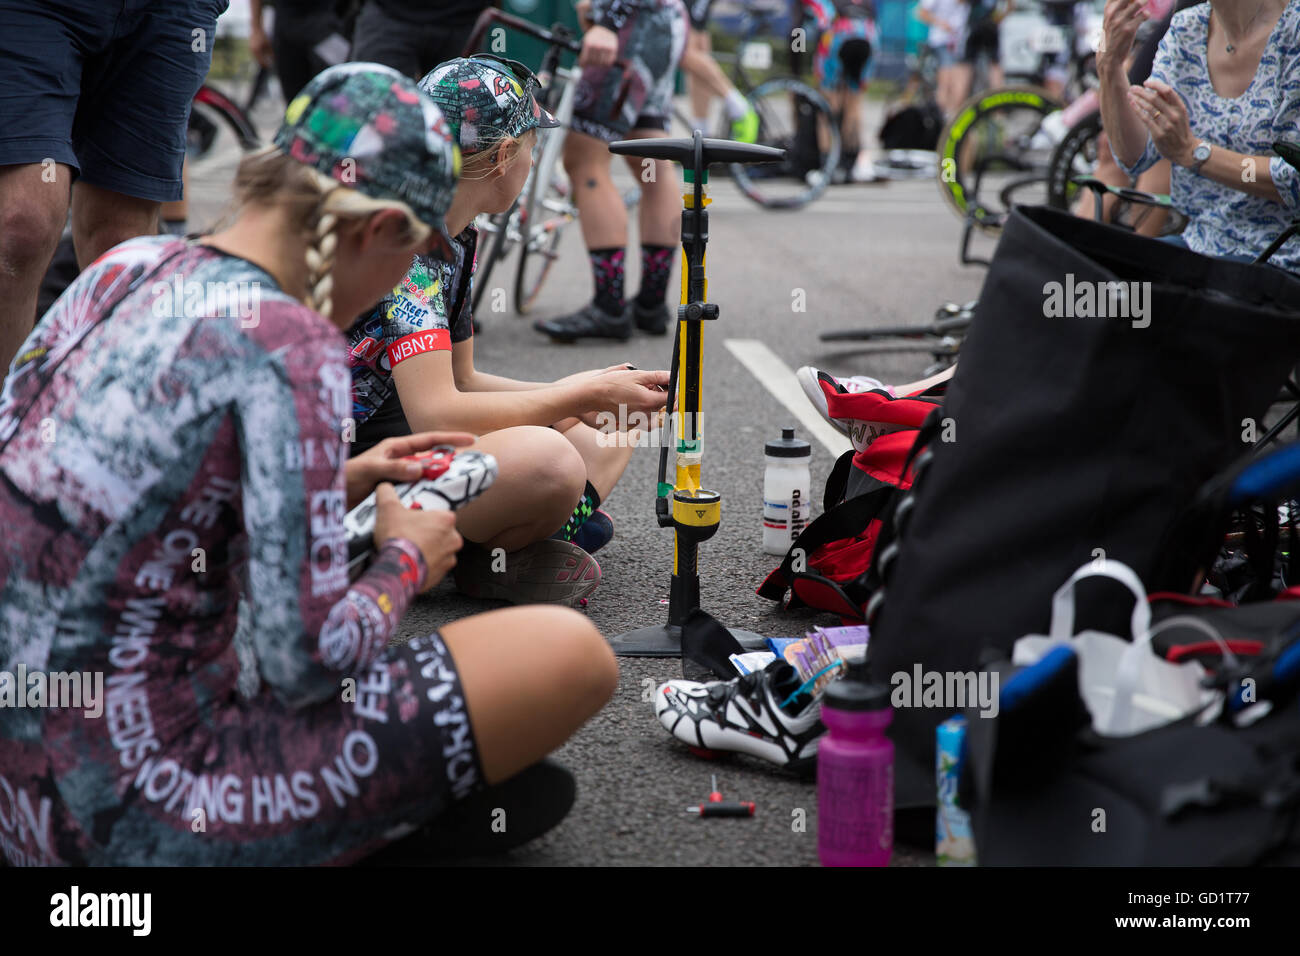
[1190, 141, 1212, 175]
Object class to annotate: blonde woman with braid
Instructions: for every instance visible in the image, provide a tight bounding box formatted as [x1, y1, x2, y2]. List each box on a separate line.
[0, 65, 613, 865]
[346, 56, 670, 606]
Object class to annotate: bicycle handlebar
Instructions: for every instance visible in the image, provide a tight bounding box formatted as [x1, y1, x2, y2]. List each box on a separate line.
[461, 8, 632, 121]
[463, 7, 583, 57]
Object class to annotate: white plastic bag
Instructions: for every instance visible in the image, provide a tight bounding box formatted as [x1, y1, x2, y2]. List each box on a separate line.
[1012, 560, 1225, 736]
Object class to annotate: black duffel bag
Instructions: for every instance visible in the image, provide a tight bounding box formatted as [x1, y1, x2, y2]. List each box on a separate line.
[868, 205, 1300, 808]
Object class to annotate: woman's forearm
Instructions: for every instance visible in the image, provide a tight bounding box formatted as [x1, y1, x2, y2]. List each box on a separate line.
[1195, 148, 1283, 204]
[404, 381, 595, 434]
[458, 369, 550, 392]
[1098, 59, 1149, 170]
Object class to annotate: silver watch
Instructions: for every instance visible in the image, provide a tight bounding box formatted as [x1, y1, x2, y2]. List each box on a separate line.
[1190, 141, 1212, 174]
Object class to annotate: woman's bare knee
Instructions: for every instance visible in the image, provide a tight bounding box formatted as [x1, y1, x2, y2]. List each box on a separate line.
[536, 606, 617, 709]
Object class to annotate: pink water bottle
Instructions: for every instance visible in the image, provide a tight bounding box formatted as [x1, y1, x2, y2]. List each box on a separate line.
[817, 666, 894, 867]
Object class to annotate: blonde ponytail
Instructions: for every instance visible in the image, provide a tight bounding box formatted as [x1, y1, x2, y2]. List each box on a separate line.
[230, 146, 433, 318]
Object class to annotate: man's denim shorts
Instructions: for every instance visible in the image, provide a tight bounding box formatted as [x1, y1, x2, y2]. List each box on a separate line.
[0, 0, 228, 202]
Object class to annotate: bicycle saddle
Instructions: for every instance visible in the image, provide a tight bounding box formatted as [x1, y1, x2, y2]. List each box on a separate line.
[609, 137, 784, 169]
[1275, 140, 1300, 174]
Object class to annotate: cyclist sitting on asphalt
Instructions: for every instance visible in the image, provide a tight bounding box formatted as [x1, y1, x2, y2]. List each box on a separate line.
[534, 0, 690, 343]
[346, 55, 670, 606]
[804, 0, 880, 183]
[0, 65, 616, 866]
[1100, 0, 1300, 272]
[680, 0, 760, 141]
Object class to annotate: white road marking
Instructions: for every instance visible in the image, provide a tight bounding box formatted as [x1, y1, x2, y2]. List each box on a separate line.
[723, 338, 852, 457]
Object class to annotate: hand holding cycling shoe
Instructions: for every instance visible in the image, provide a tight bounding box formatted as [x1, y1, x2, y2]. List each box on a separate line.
[344, 431, 476, 509]
[346, 446, 498, 588]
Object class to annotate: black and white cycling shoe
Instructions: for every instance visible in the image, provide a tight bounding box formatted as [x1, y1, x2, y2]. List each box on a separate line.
[654, 661, 825, 772]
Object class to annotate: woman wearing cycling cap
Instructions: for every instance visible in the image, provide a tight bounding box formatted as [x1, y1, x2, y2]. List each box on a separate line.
[345, 55, 669, 607]
[0, 64, 614, 866]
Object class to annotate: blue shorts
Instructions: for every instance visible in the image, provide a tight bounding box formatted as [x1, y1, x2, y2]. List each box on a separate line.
[929, 43, 960, 70]
[0, 0, 228, 202]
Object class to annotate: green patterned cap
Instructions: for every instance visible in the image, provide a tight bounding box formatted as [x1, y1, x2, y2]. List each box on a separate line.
[274, 63, 459, 251]
[418, 55, 559, 156]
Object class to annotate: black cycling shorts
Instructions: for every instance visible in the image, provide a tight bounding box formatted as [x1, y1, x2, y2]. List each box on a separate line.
[964, 20, 1000, 63]
[687, 0, 716, 30]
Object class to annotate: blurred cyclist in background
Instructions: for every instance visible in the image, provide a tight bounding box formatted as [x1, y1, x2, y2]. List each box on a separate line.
[804, 0, 879, 182]
[680, 0, 760, 141]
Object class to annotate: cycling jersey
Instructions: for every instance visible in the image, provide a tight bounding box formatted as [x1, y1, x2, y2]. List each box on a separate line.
[813, 2, 878, 91]
[346, 225, 477, 428]
[574, 0, 688, 142]
[0, 235, 483, 865]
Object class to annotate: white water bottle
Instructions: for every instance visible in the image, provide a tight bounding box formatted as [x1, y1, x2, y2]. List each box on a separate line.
[763, 427, 812, 555]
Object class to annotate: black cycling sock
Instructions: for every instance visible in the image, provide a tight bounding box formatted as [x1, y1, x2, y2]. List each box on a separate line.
[554, 481, 601, 542]
[588, 247, 626, 317]
[635, 244, 676, 309]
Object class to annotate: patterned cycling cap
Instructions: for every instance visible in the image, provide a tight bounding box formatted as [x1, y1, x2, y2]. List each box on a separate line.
[275, 62, 459, 250]
[418, 55, 560, 156]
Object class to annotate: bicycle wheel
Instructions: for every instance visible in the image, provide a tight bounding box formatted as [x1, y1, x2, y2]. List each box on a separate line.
[188, 84, 260, 161]
[1046, 109, 1102, 211]
[730, 76, 839, 211]
[470, 201, 519, 317]
[514, 172, 575, 316]
[935, 86, 1061, 232]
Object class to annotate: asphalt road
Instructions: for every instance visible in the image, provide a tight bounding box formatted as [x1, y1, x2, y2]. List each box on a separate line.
[190, 95, 986, 866]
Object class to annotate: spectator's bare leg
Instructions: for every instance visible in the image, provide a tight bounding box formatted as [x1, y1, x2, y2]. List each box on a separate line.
[70, 181, 159, 269]
[0, 162, 71, 375]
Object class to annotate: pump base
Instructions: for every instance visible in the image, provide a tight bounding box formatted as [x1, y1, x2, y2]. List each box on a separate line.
[608, 623, 766, 658]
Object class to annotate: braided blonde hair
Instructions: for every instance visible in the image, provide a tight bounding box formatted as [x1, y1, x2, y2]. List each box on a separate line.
[231, 146, 433, 320]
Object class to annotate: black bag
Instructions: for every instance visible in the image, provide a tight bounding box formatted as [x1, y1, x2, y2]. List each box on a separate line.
[789, 91, 828, 175]
[869, 205, 1300, 807]
[962, 605, 1300, 865]
[878, 102, 943, 151]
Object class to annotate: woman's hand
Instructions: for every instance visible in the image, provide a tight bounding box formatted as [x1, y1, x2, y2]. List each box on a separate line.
[372, 484, 462, 592]
[577, 368, 670, 428]
[1099, 0, 1148, 71]
[580, 24, 619, 68]
[344, 431, 475, 510]
[1128, 79, 1197, 167]
[576, 0, 594, 30]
